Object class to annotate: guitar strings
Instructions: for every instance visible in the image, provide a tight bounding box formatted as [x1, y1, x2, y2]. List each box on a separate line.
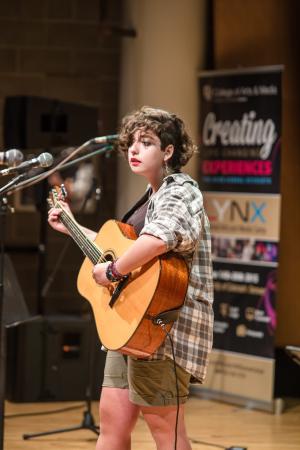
[61, 211, 105, 263]
[50, 195, 109, 265]
[59, 208, 108, 265]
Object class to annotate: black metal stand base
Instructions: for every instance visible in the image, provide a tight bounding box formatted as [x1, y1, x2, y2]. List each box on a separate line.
[23, 409, 99, 440]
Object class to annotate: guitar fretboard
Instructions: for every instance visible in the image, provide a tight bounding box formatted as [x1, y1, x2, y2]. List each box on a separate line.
[58, 205, 105, 265]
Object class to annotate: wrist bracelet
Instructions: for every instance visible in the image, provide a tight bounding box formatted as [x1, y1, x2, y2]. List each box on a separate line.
[106, 261, 128, 282]
[111, 260, 125, 279]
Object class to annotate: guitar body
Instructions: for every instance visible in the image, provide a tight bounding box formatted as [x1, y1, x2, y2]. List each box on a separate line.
[77, 220, 188, 357]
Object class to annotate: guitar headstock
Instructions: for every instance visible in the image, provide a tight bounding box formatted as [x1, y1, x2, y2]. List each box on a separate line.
[47, 184, 68, 210]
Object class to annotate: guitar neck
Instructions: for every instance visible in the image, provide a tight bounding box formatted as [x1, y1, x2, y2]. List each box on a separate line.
[59, 207, 102, 265]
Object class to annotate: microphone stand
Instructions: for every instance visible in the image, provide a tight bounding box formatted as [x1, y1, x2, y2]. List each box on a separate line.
[0, 173, 29, 450]
[0, 143, 112, 445]
[23, 178, 100, 440]
[6, 143, 114, 197]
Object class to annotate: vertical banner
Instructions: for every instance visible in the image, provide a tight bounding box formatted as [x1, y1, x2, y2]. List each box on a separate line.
[197, 66, 282, 410]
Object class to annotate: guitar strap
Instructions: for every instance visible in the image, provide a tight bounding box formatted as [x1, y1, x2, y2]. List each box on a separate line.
[121, 189, 151, 226]
[121, 306, 181, 363]
[146, 307, 182, 325]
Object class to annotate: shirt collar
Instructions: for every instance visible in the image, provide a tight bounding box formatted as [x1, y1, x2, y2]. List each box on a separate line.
[146, 173, 199, 198]
[163, 172, 198, 187]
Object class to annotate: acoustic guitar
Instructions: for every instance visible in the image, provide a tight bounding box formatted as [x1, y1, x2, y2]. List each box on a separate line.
[48, 188, 188, 358]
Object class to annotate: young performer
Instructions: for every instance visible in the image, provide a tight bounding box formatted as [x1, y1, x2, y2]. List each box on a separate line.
[48, 106, 214, 450]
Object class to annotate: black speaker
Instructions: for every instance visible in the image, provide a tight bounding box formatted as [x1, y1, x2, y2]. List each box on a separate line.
[6, 314, 106, 402]
[3, 96, 99, 149]
[3, 253, 30, 326]
[6, 316, 45, 402]
[275, 347, 300, 397]
[42, 315, 106, 401]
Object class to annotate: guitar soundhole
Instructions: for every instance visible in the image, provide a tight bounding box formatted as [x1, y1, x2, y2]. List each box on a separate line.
[103, 251, 116, 263]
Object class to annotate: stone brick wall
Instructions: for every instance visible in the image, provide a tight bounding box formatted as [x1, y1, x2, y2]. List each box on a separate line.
[0, 0, 121, 143]
[0, 0, 122, 314]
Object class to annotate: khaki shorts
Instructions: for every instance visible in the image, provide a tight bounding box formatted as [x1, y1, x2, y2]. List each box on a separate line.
[102, 350, 191, 407]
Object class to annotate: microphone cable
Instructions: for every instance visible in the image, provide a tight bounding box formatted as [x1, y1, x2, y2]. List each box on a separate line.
[156, 321, 248, 450]
[155, 319, 180, 450]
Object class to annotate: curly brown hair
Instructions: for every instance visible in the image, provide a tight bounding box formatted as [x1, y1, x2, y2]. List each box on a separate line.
[118, 106, 197, 171]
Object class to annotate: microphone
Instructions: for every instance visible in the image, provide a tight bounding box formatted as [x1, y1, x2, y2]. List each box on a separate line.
[0, 149, 24, 167]
[0, 152, 54, 176]
[90, 134, 118, 145]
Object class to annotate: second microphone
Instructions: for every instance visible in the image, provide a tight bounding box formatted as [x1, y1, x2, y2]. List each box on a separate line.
[0, 152, 54, 177]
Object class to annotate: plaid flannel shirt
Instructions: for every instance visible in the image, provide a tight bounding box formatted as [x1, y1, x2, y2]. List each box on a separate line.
[140, 173, 214, 382]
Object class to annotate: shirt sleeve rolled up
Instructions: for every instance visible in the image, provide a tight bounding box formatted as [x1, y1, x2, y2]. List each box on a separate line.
[140, 182, 203, 254]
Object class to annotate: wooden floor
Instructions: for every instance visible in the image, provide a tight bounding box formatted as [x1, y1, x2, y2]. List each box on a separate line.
[4, 396, 300, 450]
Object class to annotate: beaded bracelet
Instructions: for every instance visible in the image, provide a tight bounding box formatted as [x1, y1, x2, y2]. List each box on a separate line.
[113, 260, 126, 278]
[106, 260, 128, 282]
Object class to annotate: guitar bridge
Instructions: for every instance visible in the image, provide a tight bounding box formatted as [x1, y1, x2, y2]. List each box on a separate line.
[109, 275, 130, 308]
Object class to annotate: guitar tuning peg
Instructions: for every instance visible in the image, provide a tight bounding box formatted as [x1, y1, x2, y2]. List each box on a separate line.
[60, 184, 67, 200]
[47, 197, 54, 206]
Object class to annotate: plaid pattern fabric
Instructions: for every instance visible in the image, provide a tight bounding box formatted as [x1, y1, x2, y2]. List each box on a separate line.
[140, 173, 214, 382]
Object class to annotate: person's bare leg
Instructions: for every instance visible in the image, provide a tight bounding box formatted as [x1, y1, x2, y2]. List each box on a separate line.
[141, 404, 192, 450]
[96, 387, 140, 450]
